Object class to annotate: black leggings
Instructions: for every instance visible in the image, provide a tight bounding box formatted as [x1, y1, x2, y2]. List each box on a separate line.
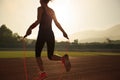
[35, 31, 55, 60]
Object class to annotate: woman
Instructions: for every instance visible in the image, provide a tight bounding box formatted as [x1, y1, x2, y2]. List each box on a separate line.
[24, 0, 71, 79]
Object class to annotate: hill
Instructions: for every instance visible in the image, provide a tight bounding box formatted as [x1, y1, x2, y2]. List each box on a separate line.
[56, 24, 120, 43]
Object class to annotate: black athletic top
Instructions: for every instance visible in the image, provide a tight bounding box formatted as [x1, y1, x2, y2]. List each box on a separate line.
[37, 8, 54, 40]
[39, 8, 52, 32]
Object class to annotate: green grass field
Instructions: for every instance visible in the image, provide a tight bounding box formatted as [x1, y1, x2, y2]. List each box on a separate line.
[0, 51, 120, 58]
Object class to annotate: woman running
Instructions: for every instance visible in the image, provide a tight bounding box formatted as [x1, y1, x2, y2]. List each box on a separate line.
[24, 0, 71, 79]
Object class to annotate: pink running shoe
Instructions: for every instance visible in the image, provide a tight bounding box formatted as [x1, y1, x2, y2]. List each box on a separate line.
[62, 54, 71, 72]
[38, 72, 47, 80]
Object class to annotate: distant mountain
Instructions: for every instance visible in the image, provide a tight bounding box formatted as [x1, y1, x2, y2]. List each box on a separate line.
[56, 24, 120, 43]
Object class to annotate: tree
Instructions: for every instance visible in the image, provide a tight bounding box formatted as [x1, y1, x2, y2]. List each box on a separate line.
[0, 24, 12, 38]
[0, 25, 12, 47]
[106, 38, 112, 44]
[0, 24, 22, 48]
[73, 39, 79, 44]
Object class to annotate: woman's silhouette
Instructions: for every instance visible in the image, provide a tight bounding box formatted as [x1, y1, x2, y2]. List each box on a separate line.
[24, 0, 71, 79]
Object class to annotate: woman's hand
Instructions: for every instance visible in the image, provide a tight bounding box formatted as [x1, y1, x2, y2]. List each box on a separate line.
[24, 28, 32, 38]
[63, 32, 69, 39]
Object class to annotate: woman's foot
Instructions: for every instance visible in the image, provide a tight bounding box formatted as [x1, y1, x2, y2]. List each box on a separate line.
[62, 54, 71, 72]
[37, 72, 47, 80]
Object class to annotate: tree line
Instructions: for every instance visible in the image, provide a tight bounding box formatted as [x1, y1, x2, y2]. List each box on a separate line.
[0, 24, 22, 48]
[0, 24, 120, 52]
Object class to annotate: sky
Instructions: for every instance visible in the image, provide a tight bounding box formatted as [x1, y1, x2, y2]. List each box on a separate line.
[0, 0, 120, 40]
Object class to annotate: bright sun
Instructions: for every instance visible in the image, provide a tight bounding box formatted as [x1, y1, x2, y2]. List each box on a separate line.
[52, 0, 71, 24]
[49, 0, 72, 39]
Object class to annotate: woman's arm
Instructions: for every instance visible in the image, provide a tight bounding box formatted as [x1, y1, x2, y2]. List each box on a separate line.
[24, 7, 43, 38]
[50, 10, 69, 39]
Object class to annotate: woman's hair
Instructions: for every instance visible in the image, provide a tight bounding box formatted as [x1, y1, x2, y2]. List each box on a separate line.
[43, 0, 52, 4]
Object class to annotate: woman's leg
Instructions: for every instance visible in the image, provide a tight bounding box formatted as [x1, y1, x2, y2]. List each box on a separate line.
[36, 57, 44, 72]
[35, 37, 45, 72]
[47, 40, 71, 72]
[35, 35, 47, 79]
[47, 32, 62, 61]
[47, 32, 71, 72]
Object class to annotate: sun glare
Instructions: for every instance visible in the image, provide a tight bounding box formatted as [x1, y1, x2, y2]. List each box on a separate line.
[49, 0, 73, 39]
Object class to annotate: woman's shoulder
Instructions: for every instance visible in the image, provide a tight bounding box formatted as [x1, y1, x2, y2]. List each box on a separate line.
[37, 7, 44, 13]
[38, 7, 43, 10]
[49, 7, 54, 11]
[48, 7, 55, 13]
[38, 7, 54, 11]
